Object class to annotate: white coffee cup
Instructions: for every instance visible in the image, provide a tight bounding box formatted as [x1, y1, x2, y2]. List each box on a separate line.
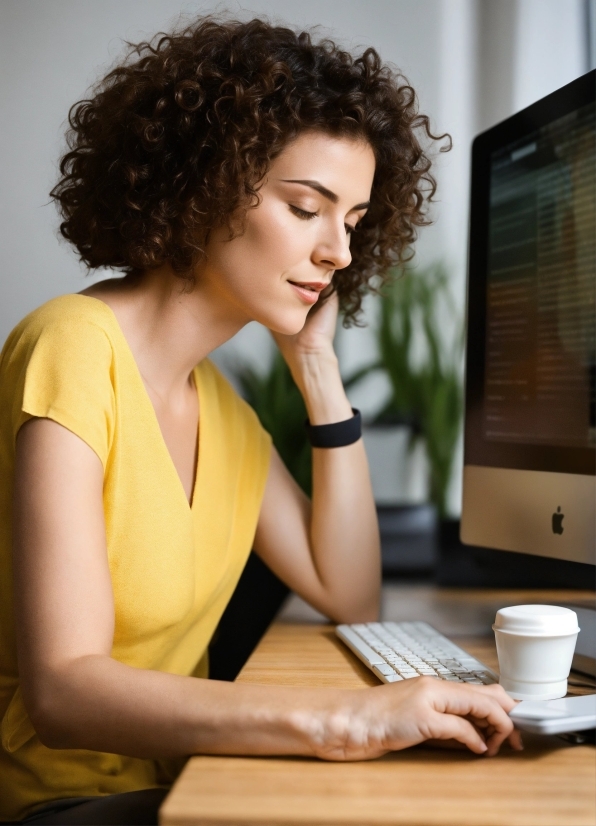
[492, 605, 580, 701]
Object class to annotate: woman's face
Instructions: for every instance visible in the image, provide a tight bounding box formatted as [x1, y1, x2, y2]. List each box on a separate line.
[200, 131, 376, 334]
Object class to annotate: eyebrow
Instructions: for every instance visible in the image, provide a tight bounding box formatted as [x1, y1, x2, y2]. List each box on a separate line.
[281, 179, 370, 211]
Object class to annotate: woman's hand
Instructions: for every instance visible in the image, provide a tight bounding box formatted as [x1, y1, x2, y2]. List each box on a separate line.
[270, 286, 347, 425]
[269, 289, 352, 428]
[272, 289, 339, 378]
[306, 679, 523, 761]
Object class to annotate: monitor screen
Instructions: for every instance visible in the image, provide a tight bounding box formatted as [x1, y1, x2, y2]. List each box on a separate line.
[462, 70, 595, 567]
[485, 101, 595, 453]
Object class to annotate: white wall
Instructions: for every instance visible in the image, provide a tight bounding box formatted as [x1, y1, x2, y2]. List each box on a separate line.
[0, 0, 588, 514]
[513, 0, 587, 113]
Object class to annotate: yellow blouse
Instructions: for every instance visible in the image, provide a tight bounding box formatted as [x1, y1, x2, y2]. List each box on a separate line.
[0, 294, 271, 822]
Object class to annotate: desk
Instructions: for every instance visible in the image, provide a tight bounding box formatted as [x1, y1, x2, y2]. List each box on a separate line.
[160, 588, 596, 826]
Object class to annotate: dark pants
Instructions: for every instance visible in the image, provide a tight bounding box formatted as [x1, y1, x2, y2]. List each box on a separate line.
[20, 788, 169, 825]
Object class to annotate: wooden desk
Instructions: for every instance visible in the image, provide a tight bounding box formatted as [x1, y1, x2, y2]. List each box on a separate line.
[161, 589, 596, 826]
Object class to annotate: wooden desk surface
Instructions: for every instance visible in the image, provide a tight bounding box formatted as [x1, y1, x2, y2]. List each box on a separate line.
[161, 589, 596, 826]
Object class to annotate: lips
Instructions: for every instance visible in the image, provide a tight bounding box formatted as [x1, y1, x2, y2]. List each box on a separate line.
[287, 281, 328, 293]
[287, 280, 328, 306]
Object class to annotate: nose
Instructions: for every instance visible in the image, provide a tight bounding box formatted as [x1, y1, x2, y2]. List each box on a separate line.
[313, 221, 352, 271]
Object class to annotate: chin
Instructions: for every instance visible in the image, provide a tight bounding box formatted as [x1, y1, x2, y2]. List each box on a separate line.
[258, 306, 310, 336]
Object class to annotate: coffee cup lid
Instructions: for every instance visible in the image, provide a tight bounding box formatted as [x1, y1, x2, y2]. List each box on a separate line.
[493, 604, 579, 636]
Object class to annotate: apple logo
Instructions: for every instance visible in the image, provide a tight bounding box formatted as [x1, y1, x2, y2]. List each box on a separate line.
[552, 506, 564, 535]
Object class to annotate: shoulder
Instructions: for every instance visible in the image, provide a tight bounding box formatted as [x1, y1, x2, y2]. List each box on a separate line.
[3, 295, 116, 357]
[0, 294, 117, 379]
[1, 294, 117, 386]
[1, 296, 117, 465]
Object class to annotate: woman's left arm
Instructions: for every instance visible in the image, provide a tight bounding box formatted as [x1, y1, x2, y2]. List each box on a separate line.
[253, 294, 381, 623]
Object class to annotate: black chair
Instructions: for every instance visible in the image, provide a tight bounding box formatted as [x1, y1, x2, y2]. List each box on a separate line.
[208, 552, 289, 681]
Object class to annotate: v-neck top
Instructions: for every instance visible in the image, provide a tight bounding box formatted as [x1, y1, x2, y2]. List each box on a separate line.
[0, 294, 271, 821]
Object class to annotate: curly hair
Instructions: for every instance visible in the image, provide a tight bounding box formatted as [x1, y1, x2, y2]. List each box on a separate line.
[51, 16, 449, 324]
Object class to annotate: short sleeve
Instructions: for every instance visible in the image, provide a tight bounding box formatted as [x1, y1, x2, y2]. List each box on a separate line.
[11, 315, 115, 468]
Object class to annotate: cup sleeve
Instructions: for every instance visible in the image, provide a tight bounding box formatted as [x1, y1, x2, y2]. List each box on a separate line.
[14, 318, 116, 469]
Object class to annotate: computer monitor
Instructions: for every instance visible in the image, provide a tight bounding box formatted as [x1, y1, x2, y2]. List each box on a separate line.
[461, 71, 595, 670]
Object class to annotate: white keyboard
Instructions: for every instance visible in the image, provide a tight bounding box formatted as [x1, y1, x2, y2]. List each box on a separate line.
[336, 621, 499, 685]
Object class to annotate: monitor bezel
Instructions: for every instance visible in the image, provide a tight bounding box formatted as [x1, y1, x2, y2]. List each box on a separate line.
[464, 69, 596, 476]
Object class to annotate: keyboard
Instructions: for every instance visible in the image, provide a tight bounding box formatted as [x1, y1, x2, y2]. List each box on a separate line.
[336, 621, 499, 685]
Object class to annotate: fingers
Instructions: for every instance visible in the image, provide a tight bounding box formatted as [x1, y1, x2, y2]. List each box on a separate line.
[506, 726, 524, 752]
[464, 685, 524, 755]
[429, 681, 516, 756]
[429, 711, 489, 754]
[422, 738, 468, 751]
[437, 683, 514, 726]
[466, 714, 523, 754]
[478, 682, 517, 713]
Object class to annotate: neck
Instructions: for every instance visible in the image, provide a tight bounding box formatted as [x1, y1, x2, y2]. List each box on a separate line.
[82, 265, 248, 399]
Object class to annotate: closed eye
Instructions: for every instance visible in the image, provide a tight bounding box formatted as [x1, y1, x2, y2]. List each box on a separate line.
[290, 204, 357, 235]
[289, 204, 318, 220]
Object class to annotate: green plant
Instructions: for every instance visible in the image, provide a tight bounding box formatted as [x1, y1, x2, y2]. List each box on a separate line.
[348, 263, 463, 518]
[233, 352, 312, 495]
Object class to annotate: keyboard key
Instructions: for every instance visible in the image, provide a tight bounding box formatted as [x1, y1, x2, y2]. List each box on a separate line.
[373, 663, 396, 678]
[477, 674, 497, 684]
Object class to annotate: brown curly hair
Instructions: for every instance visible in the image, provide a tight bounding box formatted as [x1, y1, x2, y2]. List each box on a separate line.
[51, 16, 449, 324]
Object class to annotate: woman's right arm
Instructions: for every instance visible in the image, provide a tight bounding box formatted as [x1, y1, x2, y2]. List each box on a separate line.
[13, 418, 521, 760]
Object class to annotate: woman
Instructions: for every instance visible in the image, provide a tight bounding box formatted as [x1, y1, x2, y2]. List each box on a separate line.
[0, 16, 521, 825]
